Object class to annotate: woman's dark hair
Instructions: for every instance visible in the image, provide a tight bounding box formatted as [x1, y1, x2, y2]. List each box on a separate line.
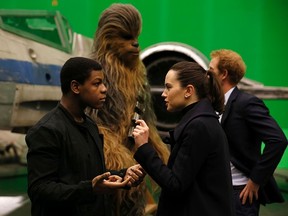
[170, 61, 224, 113]
[60, 57, 102, 94]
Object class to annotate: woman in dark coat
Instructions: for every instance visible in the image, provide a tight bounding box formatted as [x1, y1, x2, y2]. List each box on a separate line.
[132, 61, 235, 216]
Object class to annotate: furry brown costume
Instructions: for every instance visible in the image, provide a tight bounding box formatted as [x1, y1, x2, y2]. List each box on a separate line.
[88, 3, 170, 216]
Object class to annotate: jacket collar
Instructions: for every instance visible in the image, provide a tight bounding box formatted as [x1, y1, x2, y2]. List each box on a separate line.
[171, 98, 218, 141]
[221, 86, 240, 124]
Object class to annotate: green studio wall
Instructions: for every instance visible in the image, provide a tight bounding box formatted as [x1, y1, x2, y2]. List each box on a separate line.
[1, 0, 287, 166]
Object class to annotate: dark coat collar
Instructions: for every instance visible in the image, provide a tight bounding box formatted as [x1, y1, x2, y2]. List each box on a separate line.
[221, 87, 240, 124]
[171, 98, 218, 142]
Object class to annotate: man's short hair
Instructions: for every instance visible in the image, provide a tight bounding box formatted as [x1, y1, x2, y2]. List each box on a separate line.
[210, 49, 246, 85]
[60, 57, 102, 94]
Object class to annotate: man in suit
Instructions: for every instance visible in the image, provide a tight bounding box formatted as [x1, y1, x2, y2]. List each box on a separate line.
[209, 49, 288, 216]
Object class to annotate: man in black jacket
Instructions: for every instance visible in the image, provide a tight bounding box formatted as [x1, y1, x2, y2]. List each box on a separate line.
[26, 57, 145, 216]
[209, 49, 287, 216]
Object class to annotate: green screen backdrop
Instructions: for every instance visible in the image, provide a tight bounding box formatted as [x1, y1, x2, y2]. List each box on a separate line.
[1, 0, 287, 167]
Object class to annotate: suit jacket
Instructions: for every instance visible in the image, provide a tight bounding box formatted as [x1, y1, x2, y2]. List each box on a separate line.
[221, 87, 288, 204]
[135, 98, 234, 216]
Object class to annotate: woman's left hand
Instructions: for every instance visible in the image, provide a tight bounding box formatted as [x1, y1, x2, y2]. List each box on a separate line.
[124, 164, 146, 187]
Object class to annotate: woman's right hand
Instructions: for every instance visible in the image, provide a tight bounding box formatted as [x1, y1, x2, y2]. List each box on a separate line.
[132, 119, 149, 149]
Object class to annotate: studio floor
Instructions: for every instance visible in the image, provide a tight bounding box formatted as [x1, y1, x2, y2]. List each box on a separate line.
[259, 168, 288, 216]
[0, 165, 288, 216]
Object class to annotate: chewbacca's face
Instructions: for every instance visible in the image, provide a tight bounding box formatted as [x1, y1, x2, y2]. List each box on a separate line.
[95, 4, 142, 69]
[108, 32, 140, 68]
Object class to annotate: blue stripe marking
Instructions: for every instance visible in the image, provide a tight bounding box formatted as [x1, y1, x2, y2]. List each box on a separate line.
[0, 59, 61, 86]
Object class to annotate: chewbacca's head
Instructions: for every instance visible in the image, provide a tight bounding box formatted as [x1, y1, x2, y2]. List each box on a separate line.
[93, 3, 142, 69]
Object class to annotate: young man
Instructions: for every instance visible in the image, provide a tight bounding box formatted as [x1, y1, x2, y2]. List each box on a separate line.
[209, 49, 287, 216]
[26, 57, 145, 216]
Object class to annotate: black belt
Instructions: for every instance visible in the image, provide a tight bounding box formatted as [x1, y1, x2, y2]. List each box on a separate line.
[233, 185, 246, 190]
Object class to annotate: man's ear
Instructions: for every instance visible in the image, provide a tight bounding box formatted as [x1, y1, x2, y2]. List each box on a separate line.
[71, 80, 80, 94]
[221, 69, 229, 80]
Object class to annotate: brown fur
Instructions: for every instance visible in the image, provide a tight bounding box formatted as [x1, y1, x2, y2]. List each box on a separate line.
[88, 3, 170, 216]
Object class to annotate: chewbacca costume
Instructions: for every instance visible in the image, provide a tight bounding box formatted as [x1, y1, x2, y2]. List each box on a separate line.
[88, 3, 170, 216]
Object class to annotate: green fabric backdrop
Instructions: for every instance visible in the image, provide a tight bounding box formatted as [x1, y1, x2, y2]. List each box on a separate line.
[1, 0, 287, 167]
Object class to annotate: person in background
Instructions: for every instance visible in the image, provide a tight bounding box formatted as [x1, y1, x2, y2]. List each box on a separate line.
[209, 49, 288, 216]
[132, 61, 235, 216]
[26, 57, 145, 216]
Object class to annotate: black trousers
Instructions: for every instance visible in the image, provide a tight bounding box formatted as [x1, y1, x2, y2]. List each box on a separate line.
[233, 185, 260, 216]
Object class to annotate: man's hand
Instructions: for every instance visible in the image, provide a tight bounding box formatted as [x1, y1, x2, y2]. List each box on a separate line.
[124, 164, 146, 187]
[92, 172, 131, 194]
[239, 179, 260, 204]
